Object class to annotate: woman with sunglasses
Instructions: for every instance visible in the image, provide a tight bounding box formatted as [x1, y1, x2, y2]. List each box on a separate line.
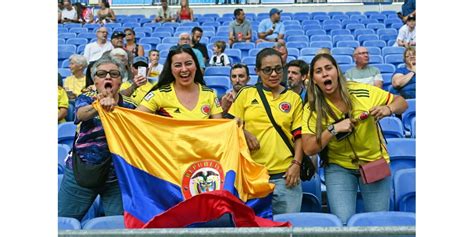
[137, 45, 222, 119]
[226, 48, 304, 215]
[301, 53, 407, 225]
[124, 28, 144, 57]
[59, 56, 137, 220]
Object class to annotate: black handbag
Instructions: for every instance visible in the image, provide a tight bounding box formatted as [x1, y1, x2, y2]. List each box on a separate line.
[256, 84, 316, 181]
[72, 132, 112, 189]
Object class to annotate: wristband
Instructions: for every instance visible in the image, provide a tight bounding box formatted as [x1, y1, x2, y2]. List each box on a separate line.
[291, 159, 301, 166]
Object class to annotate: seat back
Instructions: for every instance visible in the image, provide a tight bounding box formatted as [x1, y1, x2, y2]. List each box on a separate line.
[386, 138, 416, 175]
[402, 99, 416, 132]
[379, 117, 404, 138]
[393, 168, 416, 212]
[58, 217, 81, 230]
[82, 216, 125, 230]
[273, 213, 343, 227]
[347, 211, 415, 226]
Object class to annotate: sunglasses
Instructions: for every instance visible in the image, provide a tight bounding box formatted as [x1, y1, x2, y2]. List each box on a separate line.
[260, 66, 283, 75]
[95, 70, 121, 78]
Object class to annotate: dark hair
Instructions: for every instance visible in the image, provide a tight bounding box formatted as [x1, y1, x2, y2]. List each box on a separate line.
[101, 0, 110, 8]
[58, 73, 63, 87]
[148, 45, 205, 92]
[191, 26, 203, 34]
[124, 28, 135, 35]
[255, 48, 283, 69]
[230, 63, 249, 77]
[286, 59, 309, 76]
[234, 8, 243, 18]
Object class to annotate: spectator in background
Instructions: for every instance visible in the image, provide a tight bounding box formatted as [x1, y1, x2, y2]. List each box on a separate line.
[111, 31, 126, 49]
[221, 63, 250, 114]
[148, 49, 164, 80]
[209, 41, 230, 67]
[61, 0, 78, 23]
[155, 0, 176, 22]
[345, 47, 383, 88]
[109, 48, 132, 83]
[228, 8, 252, 47]
[58, 74, 69, 124]
[227, 48, 303, 215]
[176, 0, 194, 22]
[316, 48, 331, 56]
[191, 27, 209, 64]
[83, 27, 114, 62]
[120, 56, 156, 105]
[257, 8, 285, 44]
[287, 59, 309, 100]
[74, 2, 94, 24]
[395, 15, 416, 47]
[64, 54, 88, 100]
[124, 28, 145, 57]
[302, 53, 407, 225]
[137, 45, 223, 119]
[273, 42, 288, 86]
[398, 0, 416, 23]
[391, 46, 416, 99]
[58, 57, 136, 221]
[178, 32, 205, 74]
[96, 0, 116, 24]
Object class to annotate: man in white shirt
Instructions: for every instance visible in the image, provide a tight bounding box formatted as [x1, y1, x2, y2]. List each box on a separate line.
[155, 0, 175, 22]
[83, 27, 114, 63]
[60, 0, 78, 23]
[344, 47, 383, 88]
[395, 15, 416, 48]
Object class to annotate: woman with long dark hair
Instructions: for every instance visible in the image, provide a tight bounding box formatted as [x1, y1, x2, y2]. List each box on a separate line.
[96, 0, 116, 23]
[137, 45, 222, 119]
[124, 28, 145, 57]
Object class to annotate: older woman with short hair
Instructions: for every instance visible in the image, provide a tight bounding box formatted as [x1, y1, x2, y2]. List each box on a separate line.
[64, 54, 88, 100]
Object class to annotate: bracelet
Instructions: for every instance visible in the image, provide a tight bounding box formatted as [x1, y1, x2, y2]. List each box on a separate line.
[291, 159, 302, 166]
[386, 105, 393, 115]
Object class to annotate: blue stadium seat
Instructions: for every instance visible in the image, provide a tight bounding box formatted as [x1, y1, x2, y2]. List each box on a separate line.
[202, 22, 220, 29]
[384, 18, 403, 28]
[361, 19, 378, 25]
[393, 168, 416, 212]
[382, 47, 405, 57]
[241, 56, 256, 66]
[69, 28, 88, 34]
[58, 144, 69, 173]
[306, 29, 327, 37]
[323, 19, 341, 26]
[301, 174, 322, 205]
[248, 48, 261, 57]
[286, 48, 299, 59]
[58, 122, 77, 149]
[58, 39, 66, 45]
[300, 47, 319, 56]
[302, 20, 320, 26]
[357, 34, 379, 43]
[214, 31, 228, 37]
[310, 41, 332, 49]
[294, 15, 311, 22]
[372, 63, 396, 73]
[346, 11, 362, 17]
[287, 34, 307, 42]
[377, 28, 398, 37]
[139, 37, 161, 48]
[273, 213, 342, 227]
[66, 38, 88, 46]
[210, 36, 229, 44]
[313, 15, 330, 23]
[63, 23, 82, 29]
[384, 54, 404, 67]
[410, 117, 415, 138]
[247, 65, 256, 76]
[369, 13, 386, 23]
[380, 34, 397, 44]
[332, 14, 349, 22]
[345, 23, 365, 32]
[333, 55, 353, 65]
[142, 22, 161, 30]
[58, 28, 69, 34]
[77, 32, 96, 41]
[366, 23, 386, 32]
[381, 73, 392, 91]
[338, 64, 354, 74]
[154, 26, 174, 34]
[303, 24, 322, 32]
[379, 117, 404, 138]
[151, 32, 172, 39]
[162, 37, 179, 44]
[368, 55, 383, 64]
[363, 40, 386, 48]
[58, 217, 81, 230]
[336, 40, 359, 48]
[205, 66, 231, 77]
[366, 46, 382, 55]
[347, 211, 415, 227]
[298, 56, 313, 64]
[353, 29, 376, 38]
[82, 216, 125, 230]
[58, 33, 76, 40]
[232, 42, 254, 57]
[341, 20, 360, 28]
[350, 14, 367, 22]
[333, 35, 355, 46]
[402, 98, 416, 132]
[202, 31, 215, 38]
[330, 29, 351, 37]
[58, 44, 76, 61]
[122, 22, 140, 29]
[256, 42, 275, 49]
[386, 137, 416, 178]
[225, 49, 242, 64]
[156, 43, 174, 52]
[310, 35, 332, 42]
[200, 26, 215, 33]
[283, 20, 300, 27]
[287, 41, 308, 49]
[248, 75, 258, 86]
[323, 24, 342, 33]
[58, 68, 71, 78]
[134, 27, 153, 36]
[331, 47, 354, 57]
[204, 76, 231, 98]
[162, 22, 180, 29]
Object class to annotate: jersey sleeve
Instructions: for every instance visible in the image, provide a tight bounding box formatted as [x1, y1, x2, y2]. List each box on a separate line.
[302, 103, 317, 135]
[210, 91, 223, 115]
[120, 81, 132, 91]
[140, 90, 161, 112]
[58, 87, 69, 109]
[291, 96, 303, 140]
[227, 88, 247, 119]
[367, 84, 394, 106]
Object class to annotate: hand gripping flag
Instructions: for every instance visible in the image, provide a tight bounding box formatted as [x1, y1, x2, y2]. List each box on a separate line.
[92, 102, 289, 228]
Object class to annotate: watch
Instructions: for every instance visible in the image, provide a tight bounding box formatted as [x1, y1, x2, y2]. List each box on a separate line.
[327, 124, 338, 136]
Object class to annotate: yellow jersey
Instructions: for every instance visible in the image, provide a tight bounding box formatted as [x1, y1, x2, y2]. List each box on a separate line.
[63, 75, 86, 97]
[120, 80, 157, 105]
[58, 86, 69, 124]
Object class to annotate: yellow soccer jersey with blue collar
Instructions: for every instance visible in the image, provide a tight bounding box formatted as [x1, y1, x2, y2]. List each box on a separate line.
[302, 82, 394, 170]
[140, 83, 223, 119]
[228, 86, 303, 174]
[120, 80, 157, 105]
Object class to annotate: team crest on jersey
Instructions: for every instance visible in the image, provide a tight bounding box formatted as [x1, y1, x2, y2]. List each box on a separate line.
[181, 160, 225, 199]
[279, 102, 291, 113]
[201, 104, 211, 115]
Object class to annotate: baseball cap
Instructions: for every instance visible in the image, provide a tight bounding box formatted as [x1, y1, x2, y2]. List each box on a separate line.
[269, 8, 282, 16]
[133, 56, 149, 68]
[111, 31, 125, 39]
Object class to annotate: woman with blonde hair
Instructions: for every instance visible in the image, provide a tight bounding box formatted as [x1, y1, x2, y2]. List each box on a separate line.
[301, 53, 407, 224]
[176, 0, 194, 22]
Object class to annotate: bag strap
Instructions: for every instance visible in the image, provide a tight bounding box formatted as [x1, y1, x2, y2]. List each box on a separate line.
[346, 117, 386, 165]
[255, 84, 295, 157]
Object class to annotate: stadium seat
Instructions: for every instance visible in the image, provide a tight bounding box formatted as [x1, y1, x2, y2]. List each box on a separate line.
[369, 13, 386, 23]
[341, 20, 359, 27]
[58, 28, 69, 34]
[346, 11, 362, 17]
[333, 55, 353, 64]
[357, 34, 379, 43]
[58, 217, 81, 230]
[273, 213, 343, 227]
[330, 29, 351, 37]
[310, 41, 332, 49]
[360, 19, 378, 25]
[347, 211, 415, 226]
[204, 76, 231, 98]
[58, 122, 76, 149]
[286, 48, 300, 59]
[287, 35, 309, 42]
[134, 27, 153, 36]
[385, 54, 404, 67]
[379, 116, 404, 138]
[256, 42, 275, 49]
[394, 168, 416, 212]
[311, 12, 328, 19]
[300, 47, 319, 56]
[336, 40, 359, 48]
[332, 14, 349, 22]
[410, 117, 416, 138]
[287, 41, 308, 49]
[210, 36, 229, 44]
[77, 32, 97, 41]
[323, 24, 342, 33]
[333, 35, 355, 46]
[82, 216, 125, 230]
[66, 38, 88, 46]
[298, 56, 313, 64]
[58, 68, 71, 78]
[350, 14, 367, 22]
[139, 37, 161, 48]
[310, 35, 332, 42]
[303, 24, 322, 32]
[69, 28, 88, 34]
[372, 63, 396, 73]
[402, 98, 416, 132]
[161, 37, 179, 44]
[382, 46, 405, 57]
[248, 75, 258, 86]
[225, 49, 242, 64]
[386, 138, 416, 177]
[377, 28, 398, 37]
[363, 40, 386, 48]
[58, 144, 69, 173]
[366, 46, 381, 55]
[232, 42, 255, 58]
[241, 56, 256, 66]
[345, 23, 365, 32]
[302, 20, 320, 26]
[368, 55, 383, 64]
[323, 19, 341, 26]
[306, 29, 327, 38]
[338, 64, 354, 74]
[313, 15, 330, 23]
[301, 192, 322, 213]
[384, 18, 403, 28]
[205, 66, 231, 77]
[366, 23, 386, 32]
[301, 174, 322, 205]
[331, 47, 353, 56]
[353, 29, 376, 38]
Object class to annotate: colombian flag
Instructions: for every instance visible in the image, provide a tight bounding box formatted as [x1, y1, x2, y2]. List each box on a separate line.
[92, 102, 289, 228]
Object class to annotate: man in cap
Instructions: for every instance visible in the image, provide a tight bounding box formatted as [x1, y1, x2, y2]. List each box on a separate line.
[257, 8, 285, 44]
[111, 31, 126, 49]
[395, 15, 416, 47]
[119, 56, 154, 104]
